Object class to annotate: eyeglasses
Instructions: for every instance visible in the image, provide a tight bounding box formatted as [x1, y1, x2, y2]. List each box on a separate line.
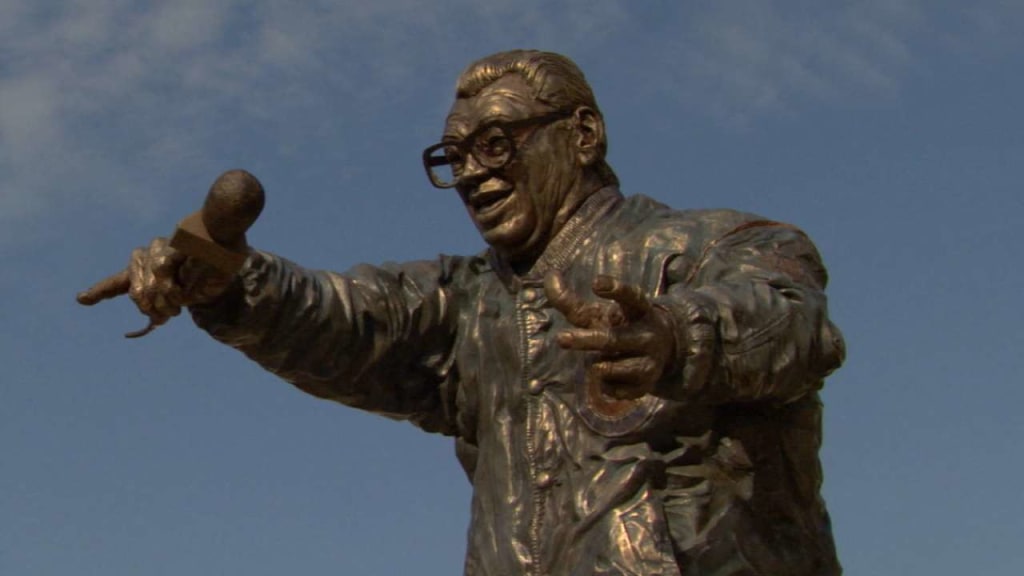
[422, 109, 574, 189]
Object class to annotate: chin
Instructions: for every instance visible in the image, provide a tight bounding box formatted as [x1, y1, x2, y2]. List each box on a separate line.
[483, 232, 533, 261]
[484, 228, 553, 269]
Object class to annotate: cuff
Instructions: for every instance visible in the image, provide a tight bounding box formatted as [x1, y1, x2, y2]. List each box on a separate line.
[653, 289, 719, 401]
[189, 251, 269, 336]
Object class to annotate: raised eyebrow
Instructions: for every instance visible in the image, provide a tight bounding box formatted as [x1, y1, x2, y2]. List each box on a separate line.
[468, 115, 518, 134]
[442, 115, 471, 141]
[478, 114, 516, 128]
[443, 114, 517, 143]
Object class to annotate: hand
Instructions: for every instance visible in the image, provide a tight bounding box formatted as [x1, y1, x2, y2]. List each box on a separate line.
[545, 272, 676, 401]
[77, 237, 235, 337]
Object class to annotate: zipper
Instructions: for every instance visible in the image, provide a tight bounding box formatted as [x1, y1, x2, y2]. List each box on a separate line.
[517, 291, 545, 576]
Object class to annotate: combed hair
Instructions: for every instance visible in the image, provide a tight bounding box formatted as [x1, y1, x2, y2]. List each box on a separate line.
[455, 50, 619, 187]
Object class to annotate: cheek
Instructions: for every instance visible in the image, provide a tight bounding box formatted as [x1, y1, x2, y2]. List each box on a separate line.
[521, 140, 571, 198]
[534, 148, 575, 213]
[505, 192, 537, 232]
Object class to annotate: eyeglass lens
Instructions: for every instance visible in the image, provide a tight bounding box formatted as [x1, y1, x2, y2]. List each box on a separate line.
[427, 128, 514, 187]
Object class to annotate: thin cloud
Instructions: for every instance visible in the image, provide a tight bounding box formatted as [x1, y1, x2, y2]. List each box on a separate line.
[0, 0, 1018, 251]
[644, 1, 924, 127]
[956, 1, 1024, 54]
[648, 0, 1021, 127]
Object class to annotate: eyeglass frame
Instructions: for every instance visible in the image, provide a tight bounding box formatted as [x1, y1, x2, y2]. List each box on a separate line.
[422, 108, 576, 189]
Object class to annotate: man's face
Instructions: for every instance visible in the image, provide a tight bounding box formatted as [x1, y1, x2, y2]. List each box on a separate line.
[443, 74, 580, 264]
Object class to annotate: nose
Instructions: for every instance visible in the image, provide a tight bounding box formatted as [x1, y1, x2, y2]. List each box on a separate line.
[457, 152, 490, 185]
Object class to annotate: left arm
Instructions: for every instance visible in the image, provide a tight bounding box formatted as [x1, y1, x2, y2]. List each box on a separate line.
[551, 221, 845, 405]
[657, 221, 844, 404]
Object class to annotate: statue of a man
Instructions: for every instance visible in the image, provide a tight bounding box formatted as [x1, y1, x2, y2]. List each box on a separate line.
[83, 50, 846, 575]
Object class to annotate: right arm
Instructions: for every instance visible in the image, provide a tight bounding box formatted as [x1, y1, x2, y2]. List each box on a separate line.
[191, 251, 462, 434]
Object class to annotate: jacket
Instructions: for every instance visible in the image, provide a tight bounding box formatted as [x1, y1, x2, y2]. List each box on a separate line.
[192, 187, 845, 575]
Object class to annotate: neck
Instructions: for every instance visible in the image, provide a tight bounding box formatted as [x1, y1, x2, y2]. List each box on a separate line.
[552, 173, 605, 237]
[506, 174, 607, 275]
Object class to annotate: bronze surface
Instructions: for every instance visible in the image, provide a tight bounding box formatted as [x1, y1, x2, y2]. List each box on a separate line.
[79, 50, 845, 576]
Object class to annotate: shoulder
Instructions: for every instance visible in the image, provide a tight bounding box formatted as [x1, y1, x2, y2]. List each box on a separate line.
[597, 193, 828, 289]
[607, 193, 770, 253]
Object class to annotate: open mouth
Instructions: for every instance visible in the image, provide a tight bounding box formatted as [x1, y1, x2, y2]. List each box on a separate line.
[470, 189, 512, 217]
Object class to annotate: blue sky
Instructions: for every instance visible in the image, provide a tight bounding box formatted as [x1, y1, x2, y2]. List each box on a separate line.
[2, 1, 1022, 574]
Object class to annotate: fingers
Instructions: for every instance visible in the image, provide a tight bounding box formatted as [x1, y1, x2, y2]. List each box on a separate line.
[124, 318, 162, 339]
[128, 238, 186, 322]
[547, 273, 655, 330]
[545, 272, 604, 328]
[149, 239, 187, 314]
[592, 356, 660, 382]
[80, 237, 203, 338]
[151, 239, 187, 279]
[592, 275, 651, 321]
[556, 326, 654, 354]
[590, 357, 659, 399]
[557, 323, 662, 401]
[77, 269, 131, 306]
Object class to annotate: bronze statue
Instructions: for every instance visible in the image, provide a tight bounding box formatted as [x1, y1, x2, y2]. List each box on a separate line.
[79, 50, 845, 576]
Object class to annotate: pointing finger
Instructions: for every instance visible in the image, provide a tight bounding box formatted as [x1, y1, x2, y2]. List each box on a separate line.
[76, 269, 130, 306]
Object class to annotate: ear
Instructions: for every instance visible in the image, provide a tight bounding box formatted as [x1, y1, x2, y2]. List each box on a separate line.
[572, 106, 605, 168]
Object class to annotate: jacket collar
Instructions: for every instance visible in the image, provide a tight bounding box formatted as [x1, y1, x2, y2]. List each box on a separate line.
[488, 186, 623, 291]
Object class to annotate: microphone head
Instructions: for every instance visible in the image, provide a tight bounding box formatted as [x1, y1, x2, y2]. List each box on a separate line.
[202, 169, 265, 247]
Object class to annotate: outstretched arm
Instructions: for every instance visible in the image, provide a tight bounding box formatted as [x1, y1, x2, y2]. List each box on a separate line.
[190, 252, 461, 433]
[80, 231, 462, 434]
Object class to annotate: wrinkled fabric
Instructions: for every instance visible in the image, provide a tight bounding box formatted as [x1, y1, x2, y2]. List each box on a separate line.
[192, 188, 845, 576]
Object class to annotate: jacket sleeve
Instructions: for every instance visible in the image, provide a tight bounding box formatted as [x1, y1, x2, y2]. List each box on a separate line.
[655, 221, 845, 404]
[189, 250, 461, 434]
